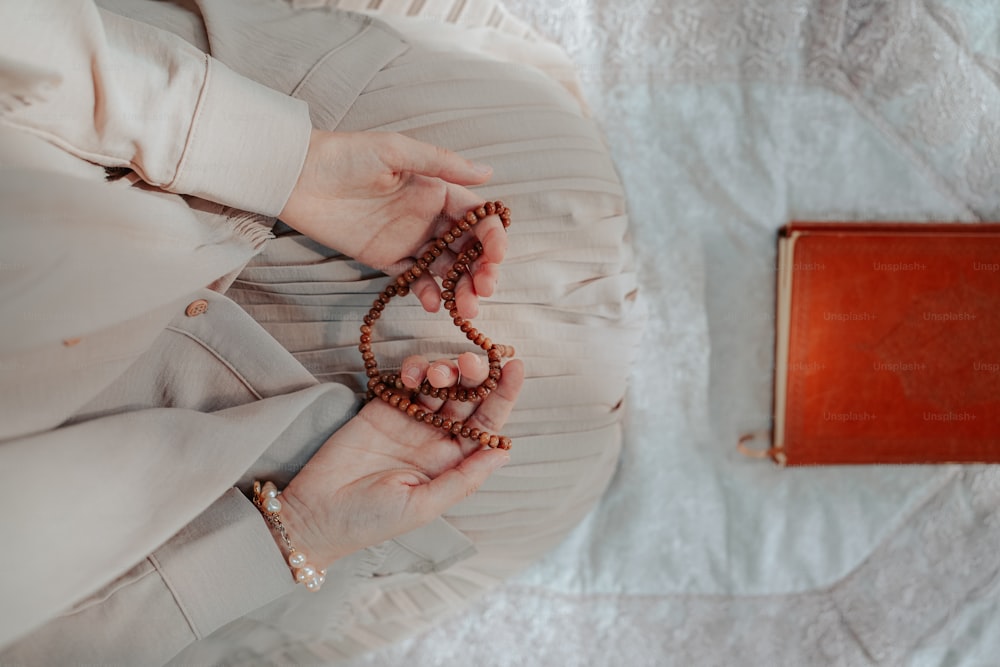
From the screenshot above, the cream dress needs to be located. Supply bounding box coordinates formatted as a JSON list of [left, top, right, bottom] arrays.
[[2, 0, 644, 664]]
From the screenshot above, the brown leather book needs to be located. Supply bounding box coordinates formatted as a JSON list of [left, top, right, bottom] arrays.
[[757, 222, 1000, 466]]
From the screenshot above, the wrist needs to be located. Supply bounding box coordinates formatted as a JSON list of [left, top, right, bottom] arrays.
[[274, 480, 345, 571], [251, 480, 328, 592]]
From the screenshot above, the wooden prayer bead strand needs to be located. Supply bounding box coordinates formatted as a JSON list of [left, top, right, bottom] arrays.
[[359, 202, 514, 450]]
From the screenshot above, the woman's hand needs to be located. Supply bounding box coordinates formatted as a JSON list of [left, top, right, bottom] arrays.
[[276, 353, 524, 570], [278, 131, 508, 319]]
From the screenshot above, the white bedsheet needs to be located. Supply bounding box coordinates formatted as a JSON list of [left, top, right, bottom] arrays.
[[333, 1, 1000, 664]]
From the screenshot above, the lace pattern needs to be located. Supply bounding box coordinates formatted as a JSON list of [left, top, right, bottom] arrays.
[[339, 469, 1000, 666], [502, 0, 1000, 219]]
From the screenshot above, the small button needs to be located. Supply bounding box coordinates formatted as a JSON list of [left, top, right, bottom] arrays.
[[185, 299, 209, 317], [62, 337, 82, 347]]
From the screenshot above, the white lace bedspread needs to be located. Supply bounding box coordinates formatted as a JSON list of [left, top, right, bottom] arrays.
[[332, 1, 1000, 665]]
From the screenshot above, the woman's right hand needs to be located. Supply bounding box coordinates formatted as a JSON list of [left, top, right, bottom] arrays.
[[278, 130, 508, 320], [275, 352, 523, 571]]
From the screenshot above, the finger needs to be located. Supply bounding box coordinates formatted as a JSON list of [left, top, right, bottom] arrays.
[[457, 351, 489, 383], [384, 133, 493, 186], [442, 185, 508, 264], [412, 358, 458, 414], [400, 355, 431, 390], [472, 261, 500, 298], [458, 358, 524, 457], [410, 273, 441, 313], [415, 352, 489, 422], [412, 447, 510, 523], [475, 215, 508, 264], [454, 271, 478, 320], [436, 352, 490, 423], [426, 359, 459, 389]]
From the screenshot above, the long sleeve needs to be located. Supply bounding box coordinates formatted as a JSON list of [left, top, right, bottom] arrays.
[[0, 278, 367, 657], [0, 72, 345, 660], [0, 129, 362, 655], [0, 387, 363, 663], [0, 0, 311, 215], [0, 2, 425, 662]]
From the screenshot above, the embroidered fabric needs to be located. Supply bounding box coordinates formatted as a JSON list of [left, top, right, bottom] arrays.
[[309, 1, 1000, 665]]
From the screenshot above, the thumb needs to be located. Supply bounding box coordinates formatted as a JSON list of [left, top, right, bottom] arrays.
[[385, 134, 493, 185], [414, 448, 510, 518]]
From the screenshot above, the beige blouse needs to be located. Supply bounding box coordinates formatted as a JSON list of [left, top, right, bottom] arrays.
[[0, 0, 446, 660]]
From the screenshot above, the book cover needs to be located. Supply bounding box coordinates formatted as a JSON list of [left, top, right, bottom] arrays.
[[770, 222, 1000, 466]]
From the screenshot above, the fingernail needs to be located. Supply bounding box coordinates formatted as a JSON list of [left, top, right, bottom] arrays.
[[403, 367, 421, 385], [458, 351, 476, 365], [471, 162, 492, 176], [427, 364, 449, 384]]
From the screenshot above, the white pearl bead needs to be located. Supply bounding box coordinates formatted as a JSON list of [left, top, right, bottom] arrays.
[[265, 497, 282, 513], [265, 487, 279, 499], [304, 576, 322, 591], [288, 552, 307, 568]]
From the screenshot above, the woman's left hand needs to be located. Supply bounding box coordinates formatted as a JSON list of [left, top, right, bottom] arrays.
[[278, 130, 507, 319], [276, 352, 523, 569]]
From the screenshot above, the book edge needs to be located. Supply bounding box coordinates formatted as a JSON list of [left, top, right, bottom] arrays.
[[786, 221, 1000, 236], [773, 228, 795, 464]]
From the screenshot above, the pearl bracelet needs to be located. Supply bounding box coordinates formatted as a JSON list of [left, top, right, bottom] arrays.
[[252, 480, 326, 592]]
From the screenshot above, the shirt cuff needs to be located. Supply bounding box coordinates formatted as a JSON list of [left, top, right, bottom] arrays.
[[169, 58, 312, 216], [150, 488, 298, 639]]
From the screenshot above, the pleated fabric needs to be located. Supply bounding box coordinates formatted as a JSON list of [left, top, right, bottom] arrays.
[[219, 17, 646, 661]]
